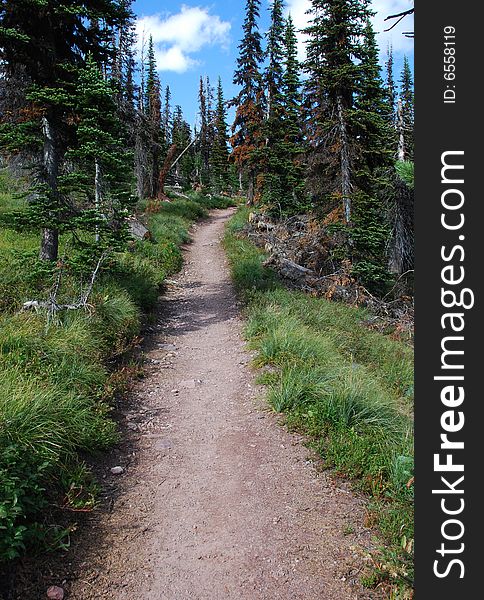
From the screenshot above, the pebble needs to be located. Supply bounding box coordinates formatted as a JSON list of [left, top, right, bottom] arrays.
[[159, 343, 178, 351], [46, 586, 64, 600], [110, 466, 124, 475]]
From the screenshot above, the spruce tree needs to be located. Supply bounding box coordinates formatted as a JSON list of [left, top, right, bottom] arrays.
[[211, 77, 230, 193], [172, 105, 194, 188], [231, 0, 265, 204], [144, 36, 163, 197], [283, 15, 303, 151], [355, 21, 394, 175], [198, 76, 211, 186], [303, 0, 372, 222], [260, 2, 304, 213], [399, 56, 414, 161], [350, 21, 395, 292], [163, 86, 172, 145], [280, 14, 305, 211], [0, 0, 130, 260], [304, 3, 394, 292], [385, 44, 396, 126], [60, 57, 135, 266]]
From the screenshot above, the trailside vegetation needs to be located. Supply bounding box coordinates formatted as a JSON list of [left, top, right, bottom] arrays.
[[225, 209, 414, 594], [232, 0, 415, 294]]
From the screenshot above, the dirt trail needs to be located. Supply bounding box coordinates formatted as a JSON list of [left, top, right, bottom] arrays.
[[66, 208, 379, 599]]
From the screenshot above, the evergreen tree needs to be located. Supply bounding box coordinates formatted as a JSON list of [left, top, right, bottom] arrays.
[[231, 0, 265, 204], [303, 0, 372, 222], [0, 0, 131, 260], [283, 15, 303, 151], [265, 0, 285, 122], [60, 57, 135, 266], [260, 2, 304, 213], [172, 105, 194, 188], [211, 77, 230, 192], [163, 86, 172, 145], [355, 21, 394, 175], [398, 56, 414, 161], [144, 36, 163, 197], [198, 76, 211, 186], [350, 22, 395, 292], [385, 44, 396, 125], [303, 3, 394, 292]]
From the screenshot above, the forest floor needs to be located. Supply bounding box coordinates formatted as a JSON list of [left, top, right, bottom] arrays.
[[9, 208, 382, 599]]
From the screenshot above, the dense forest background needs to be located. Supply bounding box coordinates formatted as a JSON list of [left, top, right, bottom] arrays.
[[0, 0, 414, 293]]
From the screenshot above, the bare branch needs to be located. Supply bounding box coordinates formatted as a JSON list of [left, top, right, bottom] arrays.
[[384, 9, 415, 22], [22, 251, 109, 320], [384, 8, 414, 33]]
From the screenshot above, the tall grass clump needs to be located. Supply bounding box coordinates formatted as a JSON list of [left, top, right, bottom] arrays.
[[224, 208, 414, 590]]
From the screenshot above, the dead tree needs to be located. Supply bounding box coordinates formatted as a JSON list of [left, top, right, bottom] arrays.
[[156, 144, 179, 200]]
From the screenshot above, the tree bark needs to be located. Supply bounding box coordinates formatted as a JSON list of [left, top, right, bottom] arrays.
[[246, 169, 255, 206], [397, 98, 405, 161], [40, 114, 59, 261], [40, 228, 59, 262], [95, 158, 102, 243]]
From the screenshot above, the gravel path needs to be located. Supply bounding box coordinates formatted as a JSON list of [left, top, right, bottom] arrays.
[[64, 208, 380, 599]]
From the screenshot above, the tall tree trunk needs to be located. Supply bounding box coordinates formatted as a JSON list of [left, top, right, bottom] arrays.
[[397, 98, 405, 161], [336, 94, 352, 223], [95, 158, 102, 243], [40, 228, 59, 262], [40, 114, 59, 261], [246, 169, 255, 206]]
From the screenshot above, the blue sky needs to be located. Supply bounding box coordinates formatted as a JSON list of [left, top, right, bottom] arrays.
[[132, 0, 414, 128]]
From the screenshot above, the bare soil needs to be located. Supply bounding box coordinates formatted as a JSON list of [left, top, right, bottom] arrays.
[[5, 209, 383, 599]]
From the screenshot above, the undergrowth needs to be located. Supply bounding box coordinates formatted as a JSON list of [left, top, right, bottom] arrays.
[[224, 207, 414, 597], [0, 168, 235, 561]]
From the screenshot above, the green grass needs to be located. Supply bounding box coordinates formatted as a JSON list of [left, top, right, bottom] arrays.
[[224, 207, 414, 593], [0, 169, 235, 561]]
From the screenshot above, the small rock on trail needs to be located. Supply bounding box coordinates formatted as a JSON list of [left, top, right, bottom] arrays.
[[46, 586, 64, 600]]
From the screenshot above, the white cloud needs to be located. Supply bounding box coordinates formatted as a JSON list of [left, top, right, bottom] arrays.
[[284, 0, 414, 62], [136, 5, 231, 73]]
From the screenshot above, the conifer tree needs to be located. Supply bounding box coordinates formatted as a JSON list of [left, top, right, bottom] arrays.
[[231, 0, 265, 204], [198, 76, 211, 186], [399, 56, 414, 161], [303, 0, 372, 222], [350, 21, 395, 292], [303, 3, 394, 292], [385, 44, 396, 125], [163, 86, 172, 145], [211, 77, 230, 192], [60, 57, 135, 266], [356, 21, 394, 174], [260, 1, 304, 213], [172, 105, 194, 188], [283, 15, 303, 150], [144, 36, 163, 197], [0, 0, 130, 260]]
